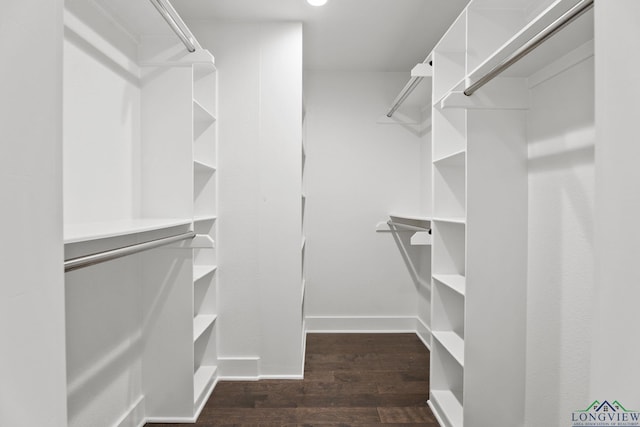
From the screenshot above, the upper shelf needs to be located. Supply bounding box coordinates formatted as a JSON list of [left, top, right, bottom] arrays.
[[468, 0, 593, 82], [431, 0, 594, 103], [64, 218, 192, 244], [376, 215, 432, 245], [194, 100, 216, 125]]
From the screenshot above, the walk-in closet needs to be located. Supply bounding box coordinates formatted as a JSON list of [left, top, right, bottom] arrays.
[[2, 0, 639, 426]]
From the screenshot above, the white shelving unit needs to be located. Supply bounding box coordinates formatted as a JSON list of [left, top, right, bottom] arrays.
[[62, 0, 220, 424], [191, 61, 219, 415], [429, 0, 594, 426], [301, 104, 308, 347]]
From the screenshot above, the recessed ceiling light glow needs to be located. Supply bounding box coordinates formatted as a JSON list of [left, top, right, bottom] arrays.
[[307, 0, 328, 6]]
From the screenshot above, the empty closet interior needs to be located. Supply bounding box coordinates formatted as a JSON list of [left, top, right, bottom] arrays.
[[63, 0, 219, 423], [4, 0, 640, 426]]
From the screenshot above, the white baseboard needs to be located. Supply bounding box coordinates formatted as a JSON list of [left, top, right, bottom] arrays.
[[115, 395, 145, 427], [305, 315, 421, 333], [415, 317, 432, 350], [193, 375, 219, 421], [258, 374, 304, 380], [217, 356, 261, 380], [428, 399, 448, 427]]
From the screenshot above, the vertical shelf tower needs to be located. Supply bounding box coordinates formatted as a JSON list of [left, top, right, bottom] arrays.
[[191, 61, 219, 412], [301, 103, 308, 354], [429, 0, 592, 426]]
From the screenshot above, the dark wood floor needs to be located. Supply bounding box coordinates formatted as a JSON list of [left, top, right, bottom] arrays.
[[148, 333, 438, 426]]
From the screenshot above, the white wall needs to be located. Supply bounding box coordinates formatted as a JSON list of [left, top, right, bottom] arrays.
[[592, 0, 640, 407], [65, 258, 143, 427], [304, 71, 430, 332], [525, 53, 595, 426], [188, 21, 304, 377], [0, 0, 68, 425]]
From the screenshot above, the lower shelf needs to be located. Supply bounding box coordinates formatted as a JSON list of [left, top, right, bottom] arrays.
[[193, 314, 217, 342], [194, 365, 217, 407], [432, 331, 465, 367], [194, 265, 217, 282], [429, 389, 463, 427], [433, 274, 466, 296]]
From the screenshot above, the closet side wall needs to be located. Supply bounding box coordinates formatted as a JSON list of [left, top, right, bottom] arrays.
[[188, 21, 304, 378], [304, 71, 427, 331], [592, 0, 640, 405], [525, 53, 595, 426], [0, 0, 67, 425]]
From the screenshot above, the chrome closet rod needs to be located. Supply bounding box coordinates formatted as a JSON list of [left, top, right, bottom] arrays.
[[464, 0, 594, 96], [387, 220, 430, 232], [386, 75, 425, 117], [148, 0, 197, 53], [64, 231, 195, 272]]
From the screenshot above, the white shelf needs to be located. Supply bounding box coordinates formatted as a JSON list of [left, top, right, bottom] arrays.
[[389, 213, 431, 222], [466, 0, 593, 81], [194, 265, 217, 282], [433, 75, 466, 107], [432, 217, 466, 225], [433, 331, 465, 367], [433, 150, 466, 166], [431, 390, 463, 427], [193, 365, 217, 405], [194, 215, 217, 223], [433, 274, 466, 296], [193, 314, 217, 342], [193, 99, 216, 125], [193, 63, 217, 82], [191, 235, 215, 248], [194, 160, 217, 173], [64, 218, 192, 244]]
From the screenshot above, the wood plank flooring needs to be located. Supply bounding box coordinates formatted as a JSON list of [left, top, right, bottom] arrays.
[[147, 333, 438, 426]]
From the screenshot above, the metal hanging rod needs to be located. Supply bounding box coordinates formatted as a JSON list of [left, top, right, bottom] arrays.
[[464, 0, 594, 96], [387, 76, 425, 118], [64, 231, 195, 272], [386, 61, 432, 117], [387, 220, 431, 233], [148, 0, 198, 53]]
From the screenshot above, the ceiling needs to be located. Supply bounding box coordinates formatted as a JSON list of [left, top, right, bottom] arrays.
[[171, 0, 470, 71]]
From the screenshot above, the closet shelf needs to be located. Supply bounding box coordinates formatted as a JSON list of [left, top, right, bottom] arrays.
[[430, 390, 463, 427], [194, 265, 217, 282], [193, 99, 216, 124], [193, 63, 217, 82], [433, 331, 465, 367], [388, 214, 431, 231], [64, 218, 192, 244], [194, 160, 217, 173], [194, 214, 217, 224], [433, 150, 466, 166], [432, 217, 466, 225], [194, 365, 217, 405], [191, 235, 215, 248], [466, 0, 593, 84], [193, 314, 217, 342], [432, 76, 466, 107], [439, 87, 530, 110], [389, 214, 431, 222], [433, 274, 466, 296], [377, 215, 432, 240]]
